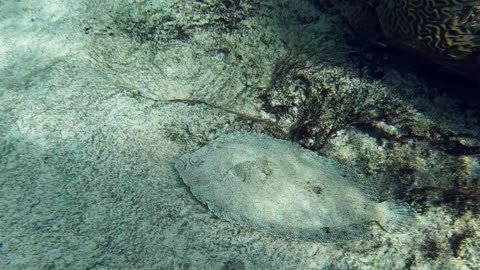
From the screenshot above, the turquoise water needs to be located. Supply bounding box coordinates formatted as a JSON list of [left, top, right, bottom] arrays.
[[0, 1, 478, 269]]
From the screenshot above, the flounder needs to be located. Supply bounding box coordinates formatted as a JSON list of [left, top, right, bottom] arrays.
[[175, 133, 415, 242]]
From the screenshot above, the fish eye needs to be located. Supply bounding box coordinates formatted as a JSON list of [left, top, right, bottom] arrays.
[[189, 156, 204, 167]]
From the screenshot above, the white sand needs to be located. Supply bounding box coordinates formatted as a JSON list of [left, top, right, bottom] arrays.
[[0, 0, 478, 269]]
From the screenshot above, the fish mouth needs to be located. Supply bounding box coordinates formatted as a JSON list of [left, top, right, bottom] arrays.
[[175, 157, 187, 173]]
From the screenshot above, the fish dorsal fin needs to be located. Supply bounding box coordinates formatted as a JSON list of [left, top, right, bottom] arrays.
[[317, 155, 379, 201]]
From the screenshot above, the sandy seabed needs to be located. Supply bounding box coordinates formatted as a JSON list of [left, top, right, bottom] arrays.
[[1, 1, 478, 269]]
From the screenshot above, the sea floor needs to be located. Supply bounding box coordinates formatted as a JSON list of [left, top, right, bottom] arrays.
[[1, 1, 479, 269]]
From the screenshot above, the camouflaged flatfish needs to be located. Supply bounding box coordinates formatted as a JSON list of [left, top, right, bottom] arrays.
[[175, 133, 415, 242]]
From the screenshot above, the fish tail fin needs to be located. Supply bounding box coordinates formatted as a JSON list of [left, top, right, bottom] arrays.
[[374, 199, 416, 233]]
